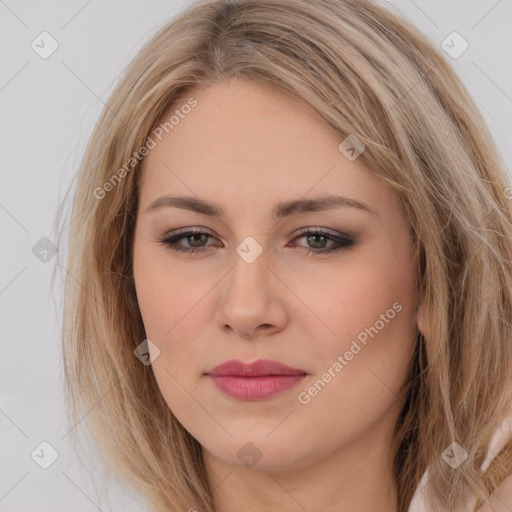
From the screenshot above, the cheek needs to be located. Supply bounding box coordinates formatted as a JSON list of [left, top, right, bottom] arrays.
[[133, 261, 172, 340], [132, 241, 221, 431], [133, 243, 210, 432], [300, 242, 417, 407], [293, 256, 416, 446], [133, 241, 208, 341], [301, 249, 414, 348]]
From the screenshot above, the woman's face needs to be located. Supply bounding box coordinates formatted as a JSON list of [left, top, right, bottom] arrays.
[[133, 77, 423, 472]]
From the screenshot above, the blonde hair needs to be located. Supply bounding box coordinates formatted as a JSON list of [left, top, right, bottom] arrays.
[[56, 0, 512, 510]]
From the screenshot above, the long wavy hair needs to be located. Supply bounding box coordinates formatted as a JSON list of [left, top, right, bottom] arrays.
[[55, 0, 512, 510]]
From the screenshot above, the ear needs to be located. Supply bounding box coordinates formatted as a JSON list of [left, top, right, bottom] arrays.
[[415, 300, 430, 339]]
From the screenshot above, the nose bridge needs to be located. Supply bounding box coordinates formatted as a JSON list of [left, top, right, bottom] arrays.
[[229, 235, 270, 291], [218, 236, 276, 317]]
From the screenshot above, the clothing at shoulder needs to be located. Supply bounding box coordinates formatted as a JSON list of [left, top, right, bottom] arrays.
[[408, 413, 512, 512]]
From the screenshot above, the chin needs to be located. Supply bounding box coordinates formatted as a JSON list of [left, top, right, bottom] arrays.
[[203, 434, 317, 472]]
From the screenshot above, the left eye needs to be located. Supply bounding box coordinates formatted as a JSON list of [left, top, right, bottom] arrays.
[[159, 228, 355, 255]]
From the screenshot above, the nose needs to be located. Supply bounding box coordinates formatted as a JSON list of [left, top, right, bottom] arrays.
[[213, 244, 288, 340]]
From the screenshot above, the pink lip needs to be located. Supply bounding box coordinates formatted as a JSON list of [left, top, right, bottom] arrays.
[[206, 359, 308, 400]]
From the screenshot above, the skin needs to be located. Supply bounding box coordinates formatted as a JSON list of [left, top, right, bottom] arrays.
[[132, 77, 428, 512]]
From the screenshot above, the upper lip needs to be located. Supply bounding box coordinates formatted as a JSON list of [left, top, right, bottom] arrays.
[[206, 359, 308, 377]]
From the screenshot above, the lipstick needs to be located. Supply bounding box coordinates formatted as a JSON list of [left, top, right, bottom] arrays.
[[206, 359, 307, 400]]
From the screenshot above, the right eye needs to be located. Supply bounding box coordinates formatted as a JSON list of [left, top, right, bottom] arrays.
[[160, 228, 218, 254]]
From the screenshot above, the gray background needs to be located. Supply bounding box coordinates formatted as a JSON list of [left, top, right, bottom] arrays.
[[1, 1, 511, 511]]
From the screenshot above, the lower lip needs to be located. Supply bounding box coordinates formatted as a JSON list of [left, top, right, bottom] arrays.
[[207, 374, 307, 400]]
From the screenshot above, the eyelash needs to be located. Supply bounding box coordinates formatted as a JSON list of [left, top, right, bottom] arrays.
[[159, 227, 355, 255]]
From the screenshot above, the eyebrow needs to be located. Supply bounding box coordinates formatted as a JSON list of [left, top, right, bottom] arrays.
[[144, 194, 378, 218]]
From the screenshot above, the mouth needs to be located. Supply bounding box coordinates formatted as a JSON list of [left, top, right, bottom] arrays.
[[205, 359, 308, 400]]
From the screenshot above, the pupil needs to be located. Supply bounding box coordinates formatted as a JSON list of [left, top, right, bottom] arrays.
[[309, 234, 326, 248], [189, 234, 205, 247]]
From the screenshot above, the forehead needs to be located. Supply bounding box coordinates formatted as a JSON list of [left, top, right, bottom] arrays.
[[138, 78, 394, 218]]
